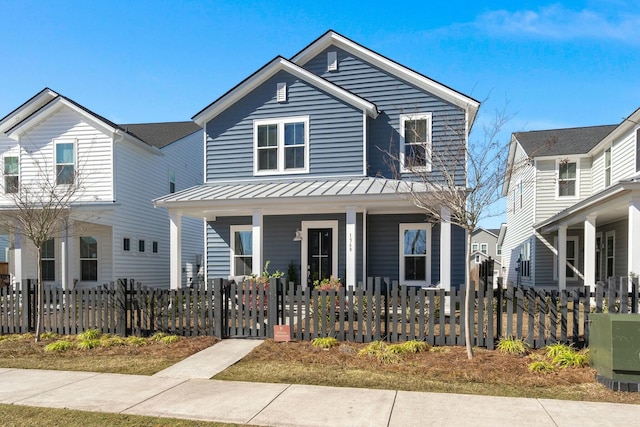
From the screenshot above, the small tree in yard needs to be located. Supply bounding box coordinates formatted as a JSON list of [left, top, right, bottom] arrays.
[[0, 161, 80, 342], [387, 104, 514, 360]]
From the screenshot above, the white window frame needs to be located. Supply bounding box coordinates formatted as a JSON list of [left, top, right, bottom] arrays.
[[301, 220, 339, 284], [169, 170, 176, 194], [253, 116, 309, 175], [520, 240, 531, 278], [123, 237, 131, 252], [152, 241, 159, 254], [475, 254, 481, 264], [496, 244, 502, 256], [400, 113, 432, 173], [41, 238, 55, 282], [471, 243, 478, 252], [79, 236, 98, 282], [230, 225, 253, 277], [3, 155, 19, 194], [604, 146, 612, 187], [556, 158, 579, 199], [605, 231, 615, 279], [54, 139, 76, 186], [480, 243, 488, 255], [327, 51, 338, 71], [399, 223, 431, 286], [553, 236, 579, 281], [138, 239, 145, 253]]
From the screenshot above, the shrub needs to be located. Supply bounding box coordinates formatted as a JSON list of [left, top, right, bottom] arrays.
[[544, 342, 574, 359], [312, 337, 338, 349], [358, 341, 386, 356], [358, 341, 402, 364], [77, 339, 101, 351], [429, 346, 451, 353], [126, 336, 147, 346], [160, 335, 180, 344], [41, 332, 59, 340], [553, 349, 589, 368], [528, 360, 555, 373], [497, 336, 529, 356], [44, 340, 74, 353], [78, 329, 102, 341], [101, 336, 126, 347], [150, 332, 168, 342], [398, 340, 429, 354]]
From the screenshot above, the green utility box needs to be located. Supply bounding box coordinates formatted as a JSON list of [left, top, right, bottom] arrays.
[[590, 313, 640, 392]]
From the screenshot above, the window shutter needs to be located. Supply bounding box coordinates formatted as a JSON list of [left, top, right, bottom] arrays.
[[277, 83, 287, 102], [327, 51, 338, 71]]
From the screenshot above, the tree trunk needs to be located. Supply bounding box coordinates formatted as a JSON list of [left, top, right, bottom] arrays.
[[464, 229, 474, 359], [35, 249, 43, 342]]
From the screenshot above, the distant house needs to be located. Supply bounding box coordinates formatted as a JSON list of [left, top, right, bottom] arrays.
[[469, 227, 501, 288], [501, 112, 640, 289], [154, 30, 480, 290], [0, 88, 204, 289]]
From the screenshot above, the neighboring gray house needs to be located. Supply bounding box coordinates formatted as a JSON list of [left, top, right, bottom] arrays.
[[0, 88, 204, 289], [469, 227, 501, 288], [155, 31, 479, 290], [502, 113, 640, 290]]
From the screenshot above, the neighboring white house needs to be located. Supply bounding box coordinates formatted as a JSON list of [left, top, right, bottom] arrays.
[[0, 88, 204, 289], [502, 112, 640, 290], [469, 227, 501, 288]]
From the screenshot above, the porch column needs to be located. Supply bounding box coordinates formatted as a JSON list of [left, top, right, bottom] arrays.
[[440, 207, 451, 290], [169, 212, 182, 290], [60, 220, 74, 290], [558, 224, 567, 291], [346, 206, 357, 289], [12, 230, 22, 287], [628, 199, 640, 282], [252, 209, 263, 276], [584, 215, 596, 292]]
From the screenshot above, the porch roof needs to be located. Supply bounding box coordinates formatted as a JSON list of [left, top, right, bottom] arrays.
[[153, 177, 430, 217], [535, 175, 640, 233]]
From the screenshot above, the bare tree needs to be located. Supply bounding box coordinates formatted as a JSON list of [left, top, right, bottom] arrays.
[[0, 159, 81, 342], [387, 103, 514, 359]]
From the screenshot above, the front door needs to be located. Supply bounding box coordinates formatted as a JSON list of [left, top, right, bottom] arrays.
[[307, 228, 333, 287]]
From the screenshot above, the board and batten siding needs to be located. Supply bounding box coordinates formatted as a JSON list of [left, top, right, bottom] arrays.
[[301, 47, 467, 185], [502, 142, 536, 286], [205, 70, 365, 182]]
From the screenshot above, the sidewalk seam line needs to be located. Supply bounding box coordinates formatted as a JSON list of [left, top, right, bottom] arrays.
[[536, 398, 559, 427], [387, 390, 398, 427], [246, 383, 292, 425], [119, 378, 189, 414]]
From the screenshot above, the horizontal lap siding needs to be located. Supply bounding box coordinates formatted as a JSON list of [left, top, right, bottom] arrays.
[[207, 217, 249, 279], [205, 70, 364, 181], [302, 47, 466, 185]]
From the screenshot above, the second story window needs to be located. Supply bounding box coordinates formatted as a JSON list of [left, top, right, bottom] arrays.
[[254, 117, 309, 175], [604, 147, 612, 187], [400, 113, 432, 173], [169, 170, 176, 193], [55, 141, 75, 185], [481, 243, 488, 254], [557, 160, 577, 197], [3, 156, 18, 194]]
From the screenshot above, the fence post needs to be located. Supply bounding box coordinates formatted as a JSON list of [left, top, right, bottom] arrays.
[[212, 278, 223, 338], [267, 277, 279, 338], [21, 279, 31, 333], [116, 278, 127, 336]]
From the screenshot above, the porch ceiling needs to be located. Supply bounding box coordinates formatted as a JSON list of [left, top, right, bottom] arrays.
[[153, 177, 434, 218]]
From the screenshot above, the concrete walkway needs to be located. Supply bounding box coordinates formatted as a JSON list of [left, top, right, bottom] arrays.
[[0, 339, 639, 426]]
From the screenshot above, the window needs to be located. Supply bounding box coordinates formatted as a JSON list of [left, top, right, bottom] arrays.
[[80, 237, 97, 281], [41, 238, 55, 282], [475, 254, 481, 264], [254, 117, 309, 174], [606, 231, 615, 278], [481, 243, 488, 254], [327, 51, 338, 71], [557, 160, 577, 197], [55, 141, 75, 185], [471, 243, 478, 252], [399, 223, 431, 285], [169, 170, 176, 193], [604, 147, 611, 187], [138, 239, 145, 253], [553, 236, 579, 280], [400, 113, 432, 173], [3, 156, 18, 193], [496, 244, 502, 256], [520, 241, 530, 278], [123, 238, 130, 252], [152, 241, 158, 253], [231, 225, 252, 276]]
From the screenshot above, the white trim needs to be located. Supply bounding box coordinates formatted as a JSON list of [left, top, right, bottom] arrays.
[[230, 224, 253, 277], [346, 207, 357, 289], [78, 235, 99, 283], [276, 82, 287, 102], [253, 116, 309, 176], [553, 234, 579, 282], [399, 113, 432, 173], [327, 51, 338, 71], [556, 158, 580, 199], [605, 230, 615, 279], [362, 112, 367, 176], [2, 153, 19, 194], [301, 220, 339, 288], [480, 243, 488, 255], [399, 222, 432, 287], [53, 138, 77, 186]]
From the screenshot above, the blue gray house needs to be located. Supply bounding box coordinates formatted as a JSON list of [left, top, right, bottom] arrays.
[[154, 31, 479, 290]]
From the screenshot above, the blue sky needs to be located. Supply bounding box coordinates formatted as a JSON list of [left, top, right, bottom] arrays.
[[1, 1, 638, 228]]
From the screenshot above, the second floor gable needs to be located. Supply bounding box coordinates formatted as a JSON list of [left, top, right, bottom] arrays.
[[195, 31, 479, 185]]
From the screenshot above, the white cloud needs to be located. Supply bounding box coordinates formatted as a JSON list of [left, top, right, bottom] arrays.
[[475, 4, 640, 42]]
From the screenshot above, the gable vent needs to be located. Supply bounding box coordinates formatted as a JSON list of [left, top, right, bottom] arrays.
[[277, 82, 287, 102], [327, 51, 338, 71]]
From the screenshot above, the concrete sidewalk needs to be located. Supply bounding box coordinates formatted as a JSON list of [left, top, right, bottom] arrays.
[[1, 338, 639, 426]]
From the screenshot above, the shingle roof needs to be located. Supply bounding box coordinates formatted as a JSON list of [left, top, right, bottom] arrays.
[[514, 125, 617, 157], [119, 122, 201, 148]]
